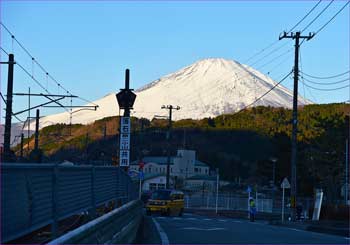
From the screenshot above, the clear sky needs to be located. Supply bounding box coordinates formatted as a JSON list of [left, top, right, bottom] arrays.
[[0, 1, 349, 123]]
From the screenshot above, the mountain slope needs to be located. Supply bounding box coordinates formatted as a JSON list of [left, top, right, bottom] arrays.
[[31, 58, 311, 129]]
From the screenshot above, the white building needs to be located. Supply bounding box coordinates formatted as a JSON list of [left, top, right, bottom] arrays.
[[130, 149, 210, 178]]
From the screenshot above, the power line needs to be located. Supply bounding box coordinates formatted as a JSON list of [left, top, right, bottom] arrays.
[[288, 0, 322, 33], [301, 0, 334, 33], [249, 42, 290, 67], [315, 1, 350, 35], [243, 40, 280, 64], [0, 46, 9, 56], [15, 61, 70, 112], [0, 92, 25, 123], [234, 70, 293, 115], [301, 70, 350, 79], [0, 22, 98, 106], [301, 81, 349, 91], [301, 76, 349, 85]]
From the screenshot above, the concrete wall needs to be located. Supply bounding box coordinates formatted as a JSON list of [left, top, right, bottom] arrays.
[[48, 200, 143, 244]]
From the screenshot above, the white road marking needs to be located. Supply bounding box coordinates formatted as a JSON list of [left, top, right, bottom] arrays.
[[233, 220, 242, 223], [203, 218, 212, 221], [173, 217, 182, 220], [152, 217, 169, 245], [218, 219, 227, 222], [181, 227, 226, 231], [288, 228, 302, 232]]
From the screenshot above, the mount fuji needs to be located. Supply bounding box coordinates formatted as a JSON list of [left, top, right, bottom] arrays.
[[10, 58, 312, 134]]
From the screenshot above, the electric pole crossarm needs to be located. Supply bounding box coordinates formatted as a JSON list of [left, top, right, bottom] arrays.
[[12, 93, 78, 98], [13, 97, 65, 116], [279, 31, 315, 40]]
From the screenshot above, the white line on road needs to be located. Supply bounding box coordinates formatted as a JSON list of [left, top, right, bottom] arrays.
[[288, 228, 302, 232], [173, 217, 182, 220], [218, 219, 227, 222], [187, 217, 198, 220], [152, 217, 169, 245], [203, 218, 212, 221]]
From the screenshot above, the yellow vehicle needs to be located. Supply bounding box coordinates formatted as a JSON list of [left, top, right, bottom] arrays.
[[146, 189, 184, 216]]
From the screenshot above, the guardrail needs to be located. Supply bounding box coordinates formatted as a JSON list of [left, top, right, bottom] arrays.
[[48, 199, 143, 244], [1, 163, 138, 243], [184, 194, 273, 212]]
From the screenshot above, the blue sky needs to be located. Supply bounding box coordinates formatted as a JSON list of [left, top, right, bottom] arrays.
[[0, 1, 349, 122]]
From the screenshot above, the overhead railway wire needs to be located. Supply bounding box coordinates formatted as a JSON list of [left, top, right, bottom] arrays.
[[0, 22, 98, 107]]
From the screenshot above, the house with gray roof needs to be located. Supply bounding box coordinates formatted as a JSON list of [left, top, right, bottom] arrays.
[[130, 149, 210, 179]]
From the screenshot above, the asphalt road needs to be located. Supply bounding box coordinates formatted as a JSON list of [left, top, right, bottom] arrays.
[[143, 213, 349, 244]]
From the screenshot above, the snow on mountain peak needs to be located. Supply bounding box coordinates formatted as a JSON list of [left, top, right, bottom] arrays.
[[28, 58, 311, 129]]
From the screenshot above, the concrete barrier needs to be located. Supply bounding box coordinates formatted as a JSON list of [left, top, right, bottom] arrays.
[[49, 200, 143, 244]]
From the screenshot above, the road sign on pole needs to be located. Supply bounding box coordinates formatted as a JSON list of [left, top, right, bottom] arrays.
[[119, 117, 130, 167], [281, 177, 290, 222], [281, 177, 291, 189]]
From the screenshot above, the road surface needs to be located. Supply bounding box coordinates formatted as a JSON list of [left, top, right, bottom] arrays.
[[142, 213, 349, 244]]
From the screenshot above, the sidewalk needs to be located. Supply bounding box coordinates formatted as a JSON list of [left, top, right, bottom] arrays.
[[269, 220, 350, 237]]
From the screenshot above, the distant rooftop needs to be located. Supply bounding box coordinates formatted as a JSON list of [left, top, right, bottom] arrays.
[[130, 157, 209, 168]]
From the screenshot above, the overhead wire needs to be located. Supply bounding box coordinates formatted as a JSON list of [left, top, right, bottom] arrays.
[[233, 70, 293, 115], [0, 92, 25, 123], [287, 0, 323, 33], [314, 0, 350, 35], [301, 82, 349, 91], [300, 70, 350, 79], [0, 22, 98, 107], [301, 0, 335, 33], [301, 76, 349, 85]]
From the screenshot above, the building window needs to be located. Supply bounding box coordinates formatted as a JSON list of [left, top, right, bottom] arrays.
[[199, 168, 201, 173], [149, 183, 157, 191], [194, 168, 198, 172], [171, 168, 173, 173], [158, 183, 165, 190], [205, 169, 208, 174]]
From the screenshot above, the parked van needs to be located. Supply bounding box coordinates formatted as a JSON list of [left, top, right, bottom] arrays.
[[146, 189, 184, 216]]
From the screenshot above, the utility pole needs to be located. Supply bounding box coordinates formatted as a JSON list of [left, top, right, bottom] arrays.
[[345, 115, 349, 205], [279, 31, 314, 221], [161, 105, 180, 189], [28, 87, 31, 154], [3, 54, 15, 162], [20, 133, 24, 159], [34, 109, 40, 152], [85, 132, 89, 162]]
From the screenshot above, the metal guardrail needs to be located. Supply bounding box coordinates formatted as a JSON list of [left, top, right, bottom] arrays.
[[48, 199, 143, 244], [1, 163, 138, 243]]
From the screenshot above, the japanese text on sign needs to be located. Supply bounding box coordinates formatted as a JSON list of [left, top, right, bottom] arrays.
[[119, 117, 130, 166]]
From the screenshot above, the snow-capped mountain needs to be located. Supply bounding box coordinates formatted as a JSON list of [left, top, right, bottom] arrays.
[[11, 58, 312, 133]]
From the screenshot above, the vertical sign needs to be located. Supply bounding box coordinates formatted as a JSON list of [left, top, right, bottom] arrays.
[[119, 116, 130, 167]]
